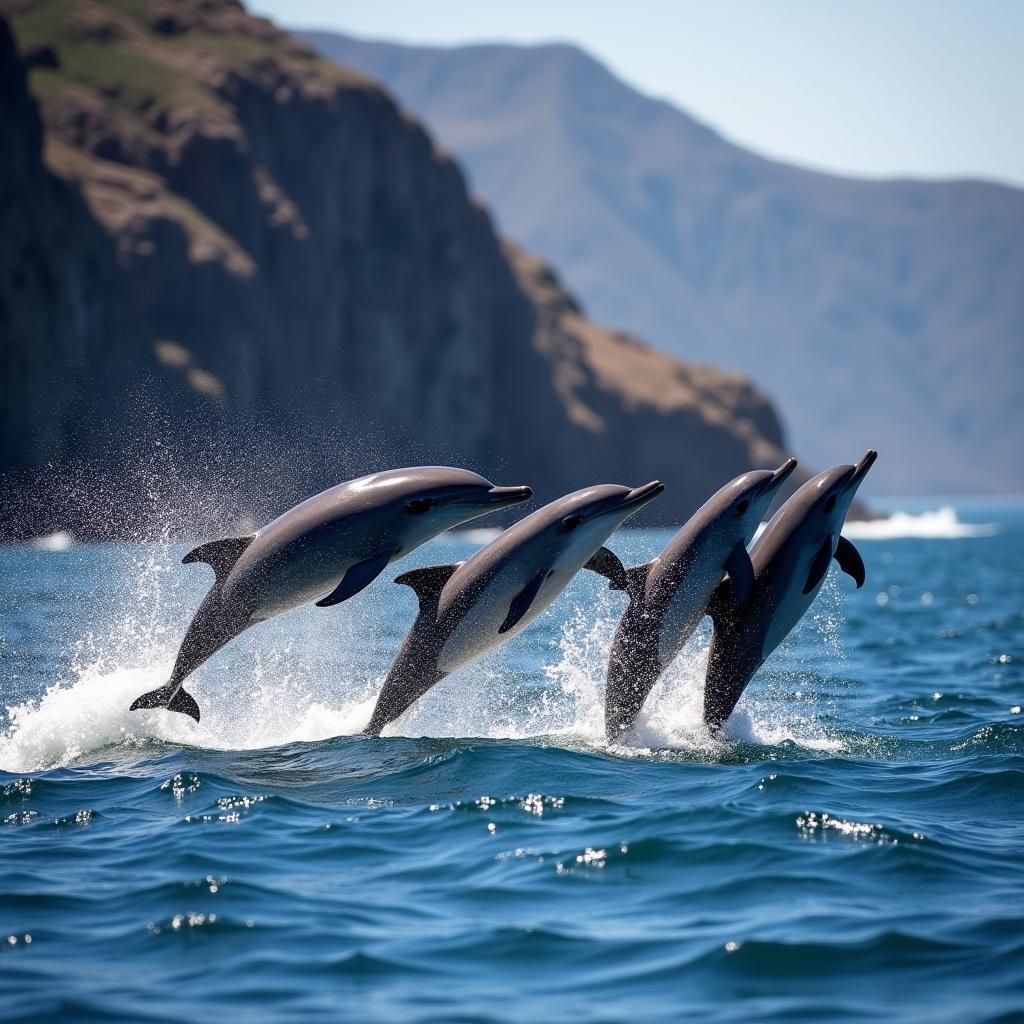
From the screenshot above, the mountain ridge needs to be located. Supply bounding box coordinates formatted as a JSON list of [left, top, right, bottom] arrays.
[[302, 30, 1024, 495]]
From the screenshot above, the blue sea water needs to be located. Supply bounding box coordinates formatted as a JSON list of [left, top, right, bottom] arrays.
[[1, 502, 1022, 1022]]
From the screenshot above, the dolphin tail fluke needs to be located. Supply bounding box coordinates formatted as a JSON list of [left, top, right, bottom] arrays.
[[129, 684, 201, 722]]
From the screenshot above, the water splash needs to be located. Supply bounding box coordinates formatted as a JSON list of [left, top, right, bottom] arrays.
[[2, 539, 846, 771]]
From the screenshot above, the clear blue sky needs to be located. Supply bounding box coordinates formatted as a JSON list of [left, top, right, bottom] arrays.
[[250, 0, 1024, 187]]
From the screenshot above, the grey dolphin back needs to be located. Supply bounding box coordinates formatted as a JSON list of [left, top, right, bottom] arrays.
[[366, 480, 664, 735], [601, 459, 800, 741], [703, 633, 758, 731], [702, 574, 759, 729], [604, 604, 662, 741], [702, 451, 876, 729], [130, 465, 533, 723]]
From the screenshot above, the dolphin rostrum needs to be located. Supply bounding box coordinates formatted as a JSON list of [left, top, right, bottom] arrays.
[[364, 480, 665, 735], [130, 467, 533, 721], [703, 450, 877, 730], [603, 458, 797, 741]]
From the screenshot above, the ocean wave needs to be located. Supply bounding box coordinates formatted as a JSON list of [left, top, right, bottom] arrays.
[[843, 506, 998, 540], [0, 665, 380, 773]]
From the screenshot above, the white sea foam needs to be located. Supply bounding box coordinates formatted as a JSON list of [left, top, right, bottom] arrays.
[[751, 506, 996, 542], [1, 540, 843, 771], [0, 661, 380, 774], [843, 507, 997, 540], [453, 527, 503, 546], [29, 531, 75, 551], [385, 585, 842, 754], [1, 610, 841, 772]]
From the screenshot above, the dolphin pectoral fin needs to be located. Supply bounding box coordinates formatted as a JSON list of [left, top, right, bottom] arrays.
[[499, 571, 547, 634], [394, 563, 461, 611], [584, 547, 629, 590], [316, 550, 395, 608], [183, 536, 255, 583], [803, 535, 835, 595], [725, 542, 754, 604], [834, 536, 866, 588], [129, 684, 201, 722]]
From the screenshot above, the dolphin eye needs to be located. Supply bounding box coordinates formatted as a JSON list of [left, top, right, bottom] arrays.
[[734, 499, 750, 517], [404, 497, 437, 516], [823, 494, 837, 513], [559, 514, 585, 533]]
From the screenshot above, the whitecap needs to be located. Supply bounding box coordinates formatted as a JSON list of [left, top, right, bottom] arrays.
[[842, 506, 997, 540], [452, 527, 503, 546], [28, 531, 75, 551], [0, 664, 379, 773]]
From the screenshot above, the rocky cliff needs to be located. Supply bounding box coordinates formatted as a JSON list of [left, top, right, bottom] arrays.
[[0, 0, 794, 539]]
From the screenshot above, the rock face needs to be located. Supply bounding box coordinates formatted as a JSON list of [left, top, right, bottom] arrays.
[[303, 33, 1024, 495], [0, 14, 116, 478], [0, 0, 794, 539]]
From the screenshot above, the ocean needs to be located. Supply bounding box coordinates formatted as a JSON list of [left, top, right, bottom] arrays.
[[1, 500, 1022, 1022]]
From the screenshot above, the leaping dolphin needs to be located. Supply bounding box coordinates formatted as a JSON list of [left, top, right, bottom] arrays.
[[603, 458, 797, 741], [703, 450, 877, 730], [364, 480, 665, 735], [130, 467, 533, 721]]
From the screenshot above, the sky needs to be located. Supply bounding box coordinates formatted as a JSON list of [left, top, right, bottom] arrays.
[[249, 0, 1024, 188]]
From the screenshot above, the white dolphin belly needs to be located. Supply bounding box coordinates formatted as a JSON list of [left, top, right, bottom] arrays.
[[436, 560, 538, 674], [761, 585, 815, 663], [437, 524, 612, 675]]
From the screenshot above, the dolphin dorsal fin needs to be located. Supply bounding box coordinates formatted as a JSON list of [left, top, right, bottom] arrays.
[[182, 535, 255, 583], [395, 563, 461, 611]]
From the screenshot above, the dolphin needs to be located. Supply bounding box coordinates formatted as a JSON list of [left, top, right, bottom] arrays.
[[129, 467, 533, 721], [363, 480, 665, 735], [603, 458, 798, 741], [703, 450, 877, 730]]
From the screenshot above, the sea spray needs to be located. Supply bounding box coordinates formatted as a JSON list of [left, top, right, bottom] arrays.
[[2, 533, 851, 772]]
